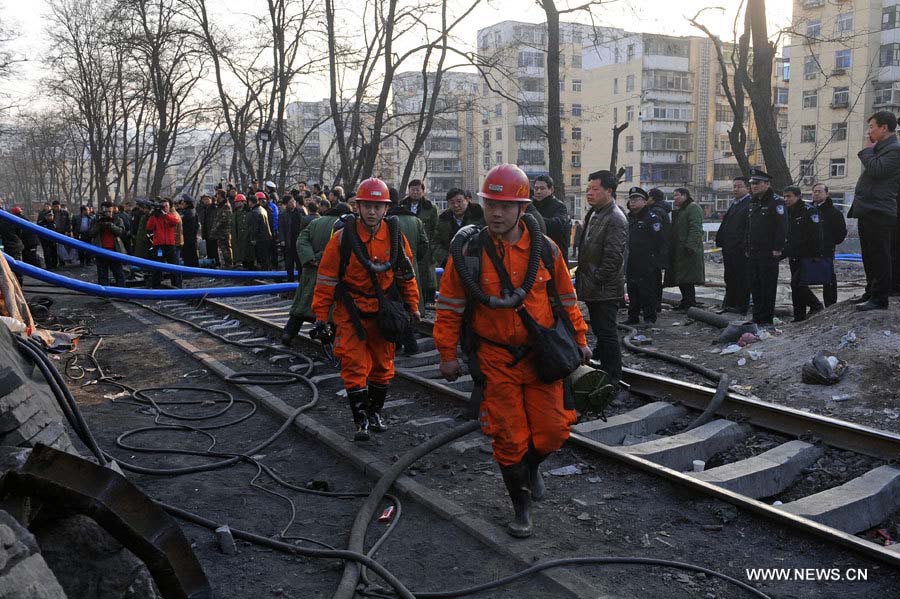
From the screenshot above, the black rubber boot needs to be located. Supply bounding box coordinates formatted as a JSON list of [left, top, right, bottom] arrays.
[[525, 446, 547, 501], [499, 461, 533, 538], [347, 389, 370, 442], [280, 314, 305, 347], [367, 382, 389, 433]]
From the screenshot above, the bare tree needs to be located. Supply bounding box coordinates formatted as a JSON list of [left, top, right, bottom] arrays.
[[689, 6, 752, 178]]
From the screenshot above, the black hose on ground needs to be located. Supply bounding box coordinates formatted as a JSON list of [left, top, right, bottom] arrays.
[[333, 420, 481, 599]]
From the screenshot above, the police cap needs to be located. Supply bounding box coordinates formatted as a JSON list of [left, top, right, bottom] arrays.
[[628, 187, 649, 200], [749, 168, 771, 183]]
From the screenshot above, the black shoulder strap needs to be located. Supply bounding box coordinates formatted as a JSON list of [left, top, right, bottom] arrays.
[[338, 221, 353, 281]]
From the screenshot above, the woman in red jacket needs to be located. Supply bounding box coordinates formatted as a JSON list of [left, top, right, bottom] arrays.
[[146, 199, 182, 288]]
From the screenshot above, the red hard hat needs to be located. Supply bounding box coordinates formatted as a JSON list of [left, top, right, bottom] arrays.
[[254, 192, 267, 201], [10, 206, 22, 215], [234, 194, 246, 202], [477, 163, 531, 202], [355, 178, 391, 203]]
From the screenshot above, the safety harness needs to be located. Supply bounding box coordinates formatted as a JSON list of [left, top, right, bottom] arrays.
[[334, 215, 413, 341]]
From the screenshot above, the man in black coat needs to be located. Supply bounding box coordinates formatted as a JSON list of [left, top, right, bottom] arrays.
[[783, 186, 825, 322], [811, 183, 847, 306], [279, 195, 304, 281], [647, 188, 670, 314], [179, 195, 199, 267], [849, 111, 900, 311], [716, 176, 752, 314], [532, 175, 571, 259], [745, 169, 787, 326]]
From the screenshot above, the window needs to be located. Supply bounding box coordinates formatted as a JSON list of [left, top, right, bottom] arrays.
[[804, 55, 818, 79], [832, 86, 849, 107], [644, 70, 691, 91], [559, 103, 566, 116], [626, 74, 635, 92], [483, 155, 491, 170], [572, 54, 582, 69], [572, 79, 582, 92], [643, 133, 690, 151], [517, 149, 544, 165], [880, 43, 900, 67], [836, 13, 853, 34], [807, 19, 821, 38], [875, 82, 895, 106], [615, 47, 621, 63], [626, 105, 634, 121], [624, 166, 633, 182], [571, 103, 582, 117], [520, 78, 544, 92], [782, 60, 791, 81], [830, 158, 846, 178], [643, 38, 689, 57], [625, 136, 634, 152], [802, 90, 818, 108], [495, 151, 503, 164], [775, 87, 789, 105], [650, 104, 692, 120], [883, 6, 900, 30], [571, 174, 581, 187], [831, 122, 847, 141], [517, 101, 544, 116], [627, 44, 635, 60], [800, 160, 815, 178], [834, 49, 851, 71], [613, 78, 619, 94], [560, 127, 566, 142], [571, 127, 582, 140], [559, 79, 565, 93], [482, 130, 490, 145], [517, 51, 544, 68], [495, 103, 502, 117], [571, 151, 581, 167], [515, 125, 544, 141], [801, 125, 817, 143], [495, 127, 502, 141], [715, 103, 732, 122]]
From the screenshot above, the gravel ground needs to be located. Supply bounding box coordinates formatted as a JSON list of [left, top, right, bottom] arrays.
[[22, 281, 900, 599]]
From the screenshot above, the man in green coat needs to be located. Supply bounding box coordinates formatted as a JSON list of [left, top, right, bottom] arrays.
[[400, 179, 438, 305], [281, 202, 352, 346], [384, 188, 430, 355], [232, 195, 253, 268], [664, 187, 705, 310], [433, 188, 485, 267]]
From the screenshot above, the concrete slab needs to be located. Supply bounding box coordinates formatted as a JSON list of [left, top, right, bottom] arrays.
[[778, 465, 900, 533], [407, 416, 454, 427], [572, 402, 687, 445], [691, 440, 824, 498], [616, 419, 749, 471]]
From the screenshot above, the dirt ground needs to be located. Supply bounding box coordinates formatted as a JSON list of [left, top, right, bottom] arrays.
[[610, 257, 900, 435], [22, 284, 900, 599]]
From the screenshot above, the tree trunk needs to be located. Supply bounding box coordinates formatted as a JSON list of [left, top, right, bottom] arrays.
[[542, 0, 566, 202], [745, 0, 790, 190]]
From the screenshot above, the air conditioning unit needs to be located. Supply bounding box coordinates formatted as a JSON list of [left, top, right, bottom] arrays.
[[676, 154, 685, 163]]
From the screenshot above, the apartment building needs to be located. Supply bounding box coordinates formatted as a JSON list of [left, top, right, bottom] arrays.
[[787, 0, 888, 206], [475, 21, 616, 219], [580, 33, 772, 216], [385, 71, 482, 209]]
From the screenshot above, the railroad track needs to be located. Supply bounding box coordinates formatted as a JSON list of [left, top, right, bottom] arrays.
[[152, 279, 900, 569]]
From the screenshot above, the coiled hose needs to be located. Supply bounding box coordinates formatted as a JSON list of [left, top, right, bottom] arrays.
[[448, 213, 544, 308], [343, 214, 402, 274]]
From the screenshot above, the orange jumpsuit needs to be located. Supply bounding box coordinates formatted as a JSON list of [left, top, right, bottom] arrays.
[[312, 219, 419, 390], [434, 224, 588, 466]]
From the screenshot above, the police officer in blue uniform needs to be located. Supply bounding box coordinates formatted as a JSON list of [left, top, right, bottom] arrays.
[[782, 186, 825, 322], [624, 187, 664, 325], [745, 169, 787, 325]]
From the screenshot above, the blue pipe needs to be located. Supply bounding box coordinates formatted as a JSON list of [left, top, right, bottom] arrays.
[[0, 209, 290, 279], [834, 253, 862, 263], [5, 253, 298, 300]]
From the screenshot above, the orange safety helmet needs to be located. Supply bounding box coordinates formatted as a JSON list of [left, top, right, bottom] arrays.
[[234, 194, 246, 203], [477, 163, 531, 202], [355, 178, 391, 203], [254, 191, 268, 201]]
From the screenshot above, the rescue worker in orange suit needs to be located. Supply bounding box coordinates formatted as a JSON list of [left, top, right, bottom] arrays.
[[434, 164, 591, 538], [312, 178, 420, 441]]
